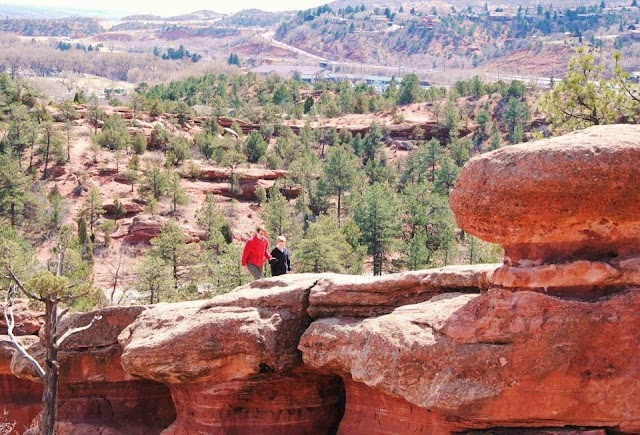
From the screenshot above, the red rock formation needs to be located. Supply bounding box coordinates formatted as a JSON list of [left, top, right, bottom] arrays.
[[122, 215, 204, 245], [11, 307, 175, 434], [0, 299, 44, 336], [301, 289, 640, 433], [308, 265, 496, 318], [450, 125, 640, 265], [120, 275, 344, 434], [103, 201, 144, 216], [1, 336, 42, 434]]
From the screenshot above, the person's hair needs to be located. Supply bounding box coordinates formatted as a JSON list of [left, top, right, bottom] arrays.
[[277, 236, 286, 243], [257, 226, 267, 234]]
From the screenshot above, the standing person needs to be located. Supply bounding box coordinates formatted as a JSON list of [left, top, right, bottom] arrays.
[[241, 226, 273, 280], [269, 236, 292, 277]]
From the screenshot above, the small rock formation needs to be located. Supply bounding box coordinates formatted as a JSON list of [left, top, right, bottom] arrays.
[[122, 215, 204, 245]]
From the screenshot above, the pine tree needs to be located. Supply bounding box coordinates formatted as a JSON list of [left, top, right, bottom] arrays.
[[150, 220, 195, 291], [141, 161, 168, 200], [85, 184, 104, 235], [166, 170, 188, 214], [0, 154, 32, 227], [297, 212, 352, 273], [261, 185, 302, 246], [196, 194, 228, 250], [135, 256, 172, 304], [112, 196, 126, 222], [353, 183, 402, 275], [322, 145, 359, 222]]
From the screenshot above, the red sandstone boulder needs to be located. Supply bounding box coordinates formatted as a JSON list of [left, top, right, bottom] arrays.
[[300, 288, 640, 433], [199, 167, 289, 182], [0, 299, 44, 336], [450, 125, 640, 264]]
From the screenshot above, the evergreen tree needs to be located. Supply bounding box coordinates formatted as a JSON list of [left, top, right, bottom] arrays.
[[135, 256, 172, 304], [77, 216, 93, 261], [297, 212, 351, 273], [150, 220, 197, 291], [398, 74, 422, 105], [540, 49, 636, 132], [262, 185, 302, 246], [196, 193, 228, 250], [322, 145, 360, 222], [94, 114, 129, 151], [434, 156, 461, 196], [166, 170, 189, 214], [141, 161, 168, 200], [85, 184, 104, 235], [112, 196, 126, 222], [353, 183, 402, 275], [132, 133, 147, 155], [245, 132, 268, 163], [0, 155, 32, 227]]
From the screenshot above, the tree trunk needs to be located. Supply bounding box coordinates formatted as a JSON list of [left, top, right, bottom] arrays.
[[173, 252, 178, 290], [43, 133, 51, 180], [40, 299, 58, 435], [10, 202, 15, 227], [337, 189, 342, 225]]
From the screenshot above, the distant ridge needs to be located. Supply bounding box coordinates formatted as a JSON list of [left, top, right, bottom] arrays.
[[0, 3, 122, 19]]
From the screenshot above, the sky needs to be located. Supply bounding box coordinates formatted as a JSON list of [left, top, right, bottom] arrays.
[[0, 0, 330, 16]]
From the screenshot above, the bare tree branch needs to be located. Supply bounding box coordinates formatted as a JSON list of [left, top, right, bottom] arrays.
[[55, 315, 102, 349], [2, 294, 45, 379]]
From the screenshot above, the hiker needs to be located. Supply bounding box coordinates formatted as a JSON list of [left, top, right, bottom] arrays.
[[241, 226, 273, 280], [269, 236, 292, 277]]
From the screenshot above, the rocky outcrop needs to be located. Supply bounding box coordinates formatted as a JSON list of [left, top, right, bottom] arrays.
[[1, 335, 42, 434], [307, 265, 495, 318], [301, 289, 640, 433], [11, 306, 175, 434], [450, 124, 640, 265], [119, 275, 345, 434], [195, 167, 300, 200], [122, 215, 204, 245]]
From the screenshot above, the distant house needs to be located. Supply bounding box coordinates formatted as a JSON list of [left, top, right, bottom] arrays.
[[420, 16, 435, 29]]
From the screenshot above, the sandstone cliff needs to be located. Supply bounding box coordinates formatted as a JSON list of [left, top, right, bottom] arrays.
[[4, 125, 640, 434]]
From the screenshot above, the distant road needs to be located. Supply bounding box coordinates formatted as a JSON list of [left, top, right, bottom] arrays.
[[259, 31, 554, 87], [261, 31, 328, 61]]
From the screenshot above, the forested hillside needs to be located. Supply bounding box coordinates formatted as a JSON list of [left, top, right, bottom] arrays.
[[1, 48, 640, 308]]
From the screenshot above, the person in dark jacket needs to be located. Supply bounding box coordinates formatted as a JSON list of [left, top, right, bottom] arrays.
[[269, 236, 292, 277]]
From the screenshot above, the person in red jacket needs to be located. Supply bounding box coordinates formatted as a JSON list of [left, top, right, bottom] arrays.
[[241, 226, 273, 280]]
